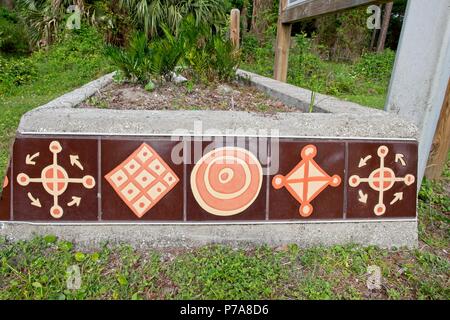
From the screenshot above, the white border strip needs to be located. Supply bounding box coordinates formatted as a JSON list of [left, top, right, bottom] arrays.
[[1, 218, 417, 226], [18, 132, 417, 141]]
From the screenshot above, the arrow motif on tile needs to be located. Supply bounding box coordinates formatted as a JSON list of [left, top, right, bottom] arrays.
[[349, 145, 415, 216], [358, 155, 372, 168], [358, 190, 368, 204], [17, 141, 96, 219], [70, 155, 84, 171], [27, 192, 41, 208], [395, 154, 406, 166], [390, 192, 403, 205], [25, 152, 39, 165], [67, 196, 81, 207]]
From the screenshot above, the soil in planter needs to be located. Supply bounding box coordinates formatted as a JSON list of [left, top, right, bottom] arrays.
[[77, 82, 298, 113]]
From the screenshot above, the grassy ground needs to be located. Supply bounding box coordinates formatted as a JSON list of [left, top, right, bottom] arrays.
[[0, 33, 448, 300], [240, 35, 394, 110]]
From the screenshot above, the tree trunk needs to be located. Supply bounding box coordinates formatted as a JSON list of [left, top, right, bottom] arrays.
[[370, 28, 378, 51], [377, 2, 393, 53], [1, 0, 14, 9], [251, 0, 273, 40], [241, 4, 248, 33]]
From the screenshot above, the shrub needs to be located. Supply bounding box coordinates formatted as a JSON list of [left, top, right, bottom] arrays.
[[241, 33, 259, 62], [118, 0, 228, 38], [286, 33, 328, 91], [106, 27, 185, 84], [105, 32, 157, 84], [185, 34, 240, 83], [0, 8, 29, 55], [353, 49, 396, 81], [0, 56, 36, 86], [106, 15, 240, 84], [181, 16, 240, 83]]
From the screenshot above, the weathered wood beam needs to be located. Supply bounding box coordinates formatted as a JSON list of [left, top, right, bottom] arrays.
[[230, 8, 240, 49], [282, 0, 390, 23], [425, 79, 450, 180], [274, 0, 292, 82]]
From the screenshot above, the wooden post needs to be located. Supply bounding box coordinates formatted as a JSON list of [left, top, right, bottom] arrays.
[[273, 0, 292, 82], [425, 79, 450, 179], [230, 9, 240, 49]]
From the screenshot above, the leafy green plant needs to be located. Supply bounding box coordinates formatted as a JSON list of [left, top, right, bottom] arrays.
[[105, 26, 186, 84], [0, 8, 30, 55], [0, 56, 36, 86], [354, 49, 396, 81], [151, 26, 185, 81], [210, 35, 240, 81], [118, 0, 227, 38], [105, 32, 156, 83], [180, 15, 240, 83]]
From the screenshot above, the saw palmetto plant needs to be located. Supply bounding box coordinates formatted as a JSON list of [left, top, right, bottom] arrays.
[[118, 0, 227, 38]]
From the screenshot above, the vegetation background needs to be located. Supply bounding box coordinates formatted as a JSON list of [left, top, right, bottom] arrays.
[[0, 0, 448, 300]]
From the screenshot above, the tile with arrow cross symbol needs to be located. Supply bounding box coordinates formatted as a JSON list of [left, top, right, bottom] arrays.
[[12, 137, 99, 221]]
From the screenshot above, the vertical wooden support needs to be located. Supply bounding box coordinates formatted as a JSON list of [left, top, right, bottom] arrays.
[[425, 79, 450, 179], [230, 9, 240, 49], [273, 0, 292, 82]]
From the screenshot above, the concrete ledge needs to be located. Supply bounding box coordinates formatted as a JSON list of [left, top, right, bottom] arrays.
[[0, 220, 418, 249], [17, 70, 418, 139], [18, 109, 418, 139], [32, 72, 115, 111], [237, 69, 385, 115]]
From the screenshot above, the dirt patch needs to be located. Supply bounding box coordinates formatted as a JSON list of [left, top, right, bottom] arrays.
[[77, 81, 298, 113]]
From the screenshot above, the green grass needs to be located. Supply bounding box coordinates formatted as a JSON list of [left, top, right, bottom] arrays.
[[240, 36, 393, 110], [240, 58, 388, 110]]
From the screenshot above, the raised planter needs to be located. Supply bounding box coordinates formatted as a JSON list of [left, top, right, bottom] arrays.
[[0, 71, 419, 248]]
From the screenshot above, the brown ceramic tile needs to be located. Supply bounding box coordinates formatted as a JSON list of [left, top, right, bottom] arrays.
[[186, 136, 268, 221], [346, 141, 418, 219], [12, 136, 99, 221], [0, 163, 11, 220], [268, 140, 345, 220], [101, 137, 183, 220]]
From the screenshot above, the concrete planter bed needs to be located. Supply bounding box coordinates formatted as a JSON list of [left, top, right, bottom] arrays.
[[0, 70, 419, 248]]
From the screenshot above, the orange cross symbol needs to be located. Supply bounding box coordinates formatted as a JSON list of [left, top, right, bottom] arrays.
[[272, 145, 341, 217]]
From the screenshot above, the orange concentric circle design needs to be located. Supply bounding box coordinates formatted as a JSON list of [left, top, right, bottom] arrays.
[[191, 147, 263, 216]]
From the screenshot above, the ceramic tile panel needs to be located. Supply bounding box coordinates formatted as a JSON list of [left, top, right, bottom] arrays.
[[0, 164, 11, 220], [101, 137, 183, 220], [12, 137, 99, 221], [1, 134, 419, 222], [186, 136, 269, 221], [268, 140, 345, 220], [346, 141, 418, 219]]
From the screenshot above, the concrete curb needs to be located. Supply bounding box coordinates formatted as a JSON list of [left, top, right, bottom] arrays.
[[0, 220, 418, 249]]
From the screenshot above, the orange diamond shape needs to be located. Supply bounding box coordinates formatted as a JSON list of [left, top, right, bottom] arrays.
[[105, 143, 179, 218]]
